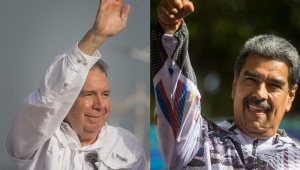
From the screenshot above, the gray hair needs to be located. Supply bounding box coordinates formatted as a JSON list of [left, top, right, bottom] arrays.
[[234, 35, 300, 91], [92, 59, 108, 76]]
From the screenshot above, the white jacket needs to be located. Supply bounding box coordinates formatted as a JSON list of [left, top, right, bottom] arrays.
[[5, 44, 146, 170]]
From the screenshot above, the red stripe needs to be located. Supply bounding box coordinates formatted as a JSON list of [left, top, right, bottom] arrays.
[[194, 97, 200, 121], [284, 151, 289, 170], [157, 80, 177, 138], [172, 80, 183, 138]]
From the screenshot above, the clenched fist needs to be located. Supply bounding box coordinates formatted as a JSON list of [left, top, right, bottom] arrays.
[[157, 0, 194, 34]]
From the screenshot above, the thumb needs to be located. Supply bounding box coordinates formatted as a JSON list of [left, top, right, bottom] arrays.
[[183, 1, 194, 14], [121, 4, 130, 22]]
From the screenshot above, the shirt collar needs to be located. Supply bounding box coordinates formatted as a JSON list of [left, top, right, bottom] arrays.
[[56, 122, 109, 151]]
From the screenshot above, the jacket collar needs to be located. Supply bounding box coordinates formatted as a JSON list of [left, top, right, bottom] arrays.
[[54, 122, 109, 151]]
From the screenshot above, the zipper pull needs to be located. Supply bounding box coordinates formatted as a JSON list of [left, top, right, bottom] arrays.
[[252, 139, 258, 156]]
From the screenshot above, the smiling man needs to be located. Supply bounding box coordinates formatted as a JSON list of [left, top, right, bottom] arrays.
[[5, 0, 146, 169], [64, 64, 111, 147], [151, 0, 300, 169], [233, 52, 296, 140]]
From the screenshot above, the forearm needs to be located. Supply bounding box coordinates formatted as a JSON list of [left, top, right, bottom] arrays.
[[151, 21, 202, 169], [78, 29, 108, 56]]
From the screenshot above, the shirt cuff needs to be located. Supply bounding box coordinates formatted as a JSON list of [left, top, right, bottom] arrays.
[[68, 42, 101, 71]]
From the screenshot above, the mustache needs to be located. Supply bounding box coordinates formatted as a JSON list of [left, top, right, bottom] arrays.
[[243, 96, 271, 112]]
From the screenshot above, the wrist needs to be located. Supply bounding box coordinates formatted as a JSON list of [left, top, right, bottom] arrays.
[[158, 16, 182, 26], [78, 29, 108, 56], [158, 20, 181, 34], [157, 15, 182, 34], [88, 28, 109, 41]]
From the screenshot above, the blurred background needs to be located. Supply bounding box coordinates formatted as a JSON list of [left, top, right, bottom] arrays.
[[150, 0, 300, 169], [0, 0, 149, 169]]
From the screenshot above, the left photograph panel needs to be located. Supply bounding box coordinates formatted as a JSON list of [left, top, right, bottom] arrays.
[[0, 0, 150, 169]]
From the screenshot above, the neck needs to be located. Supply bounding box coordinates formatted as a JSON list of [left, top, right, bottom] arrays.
[[78, 132, 99, 147], [234, 122, 277, 139]]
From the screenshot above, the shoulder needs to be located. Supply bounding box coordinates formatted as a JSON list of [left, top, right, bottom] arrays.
[[107, 125, 141, 143], [104, 125, 146, 165]]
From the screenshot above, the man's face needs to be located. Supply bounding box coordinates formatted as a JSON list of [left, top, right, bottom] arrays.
[[64, 67, 110, 139], [232, 54, 297, 139]]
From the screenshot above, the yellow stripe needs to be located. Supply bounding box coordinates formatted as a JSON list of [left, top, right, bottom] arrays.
[[189, 90, 195, 110]]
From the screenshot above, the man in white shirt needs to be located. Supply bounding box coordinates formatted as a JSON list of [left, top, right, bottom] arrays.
[[5, 0, 147, 169]]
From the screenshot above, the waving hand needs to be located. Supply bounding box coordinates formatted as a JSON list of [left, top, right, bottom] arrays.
[[79, 0, 130, 55]]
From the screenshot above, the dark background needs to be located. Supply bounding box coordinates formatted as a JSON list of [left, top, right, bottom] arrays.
[[150, 0, 300, 124]]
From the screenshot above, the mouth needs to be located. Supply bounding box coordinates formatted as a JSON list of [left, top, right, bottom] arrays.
[[86, 115, 101, 118], [247, 104, 267, 115], [243, 96, 271, 116], [85, 112, 107, 118], [84, 113, 107, 124]]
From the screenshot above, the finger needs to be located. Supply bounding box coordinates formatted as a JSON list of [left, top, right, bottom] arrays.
[[117, 0, 125, 4], [158, 6, 177, 23], [169, 0, 184, 13], [121, 4, 130, 22], [161, 0, 179, 15]]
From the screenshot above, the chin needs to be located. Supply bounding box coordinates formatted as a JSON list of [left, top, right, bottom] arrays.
[[245, 123, 275, 139], [84, 124, 102, 133]]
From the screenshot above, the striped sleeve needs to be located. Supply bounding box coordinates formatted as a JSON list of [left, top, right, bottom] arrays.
[[151, 21, 203, 170]]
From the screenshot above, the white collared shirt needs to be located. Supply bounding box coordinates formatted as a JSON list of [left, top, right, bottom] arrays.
[[5, 44, 146, 170]]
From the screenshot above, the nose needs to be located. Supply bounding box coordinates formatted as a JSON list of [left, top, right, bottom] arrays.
[[92, 93, 105, 111], [253, 83, 268, 100]]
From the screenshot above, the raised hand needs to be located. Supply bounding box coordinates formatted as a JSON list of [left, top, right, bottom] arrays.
[[157, 0, 194, 34], [92, 0, 130, 37], [79, 0, 130, 55]]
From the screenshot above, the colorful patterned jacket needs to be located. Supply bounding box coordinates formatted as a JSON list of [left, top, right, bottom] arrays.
[[151, 21, 300, 170]]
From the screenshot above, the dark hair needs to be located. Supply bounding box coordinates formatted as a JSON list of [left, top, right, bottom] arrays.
[[234, 35, 300, 91], [92, 59, 108, 76]]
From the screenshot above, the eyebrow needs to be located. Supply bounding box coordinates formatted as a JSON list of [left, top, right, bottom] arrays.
[[79, 89, 111, 95], [103, 90, 111, 94], [79, 90, 96, 95], [243, 70, 286, 87]]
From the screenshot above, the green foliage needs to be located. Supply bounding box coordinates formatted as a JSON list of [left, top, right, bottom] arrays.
[[151, 0, 300, 124]]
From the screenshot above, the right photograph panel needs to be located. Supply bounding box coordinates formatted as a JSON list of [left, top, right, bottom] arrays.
[[150, 0, 300, 169]]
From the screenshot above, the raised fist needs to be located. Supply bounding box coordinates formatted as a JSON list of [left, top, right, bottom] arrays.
[[157, 0, 194, 26]]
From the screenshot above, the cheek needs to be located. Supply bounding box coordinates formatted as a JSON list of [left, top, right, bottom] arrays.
[[68, 99, 93, 119], [106, 100, 111, 111], [81, 99, 94, 109], [269, 93, 287, 113], [235, 87, 249, 106]]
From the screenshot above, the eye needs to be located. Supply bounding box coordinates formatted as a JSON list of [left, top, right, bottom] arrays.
[[246, 78, 254, 81], [245, 78, 257, 82], [85, 93, 93, 96], [270, 84, 282, 89], [104, 93, 110, 97]]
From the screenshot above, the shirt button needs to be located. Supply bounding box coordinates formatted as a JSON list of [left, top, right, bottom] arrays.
[[84, 63, 88, 66], [78, 150, 82, 154], [77, 59, 81, 63], [64, 83, 69, 87]]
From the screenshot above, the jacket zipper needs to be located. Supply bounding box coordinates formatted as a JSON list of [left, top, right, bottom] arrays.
[[252, 139, 261, 170]]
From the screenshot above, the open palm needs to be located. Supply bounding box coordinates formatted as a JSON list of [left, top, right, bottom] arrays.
[[92, 0, 130, 37]]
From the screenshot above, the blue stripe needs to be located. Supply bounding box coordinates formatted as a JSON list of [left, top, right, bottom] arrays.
[[177, 82, 187, 131], [197, 101, 201, 124], [155, 84, 171, 126]]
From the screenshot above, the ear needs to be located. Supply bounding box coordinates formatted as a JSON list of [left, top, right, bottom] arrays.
[[232, 77, 237, 99], [285, 85, 297, 112]]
